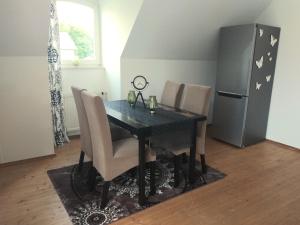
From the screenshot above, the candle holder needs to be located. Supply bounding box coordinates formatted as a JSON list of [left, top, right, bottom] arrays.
[[149, 96, 158, 114], [127, 90, 136, 107]]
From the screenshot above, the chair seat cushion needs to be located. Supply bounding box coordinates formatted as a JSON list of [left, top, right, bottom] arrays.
[[113, 138, 156, 162], [110, 123, 132, 141], [171, 147, 190, 155], [150, 129, 191, 150], [157, 135, 203, 156], [151, 129, 204, 156]]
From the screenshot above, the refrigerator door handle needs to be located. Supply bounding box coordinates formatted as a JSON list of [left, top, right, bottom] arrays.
[[217, 91, 247, 99]]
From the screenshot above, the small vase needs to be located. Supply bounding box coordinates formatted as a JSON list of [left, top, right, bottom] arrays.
[[127, 90, 136, 106]]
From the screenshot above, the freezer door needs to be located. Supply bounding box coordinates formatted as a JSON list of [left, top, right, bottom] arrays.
[[212, 92, 248, 147], [216, 24, 256, 96]]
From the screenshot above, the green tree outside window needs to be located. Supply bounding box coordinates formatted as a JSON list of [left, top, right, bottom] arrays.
[[60, 24, 94, 59]]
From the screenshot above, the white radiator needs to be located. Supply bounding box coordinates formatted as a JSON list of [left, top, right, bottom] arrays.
[[63, 92, 108, 136], [64, 95, 80, 136]]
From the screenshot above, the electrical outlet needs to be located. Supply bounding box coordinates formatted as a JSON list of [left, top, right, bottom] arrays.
[[100, 91, 108, 100]]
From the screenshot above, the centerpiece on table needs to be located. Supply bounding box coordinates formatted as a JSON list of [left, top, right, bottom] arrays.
[[127, 75, 158, 113], [148, 96, 158, 114]]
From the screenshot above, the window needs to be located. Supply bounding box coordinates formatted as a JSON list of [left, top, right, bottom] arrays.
[[56, 0, 100, 66]]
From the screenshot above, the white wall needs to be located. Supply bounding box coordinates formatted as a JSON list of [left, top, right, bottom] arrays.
[[0, 57, 54, 163], [256, 0, 300, 149], [121, 58, 216, 122], [120, 0, 273, 127], [0, 0, 50, 56], [62, 68, 107, 97], [61, 67, 109, 134], [62, 67, 110, 134], [0, 0, 54, 163], [123, 0, 272, 60], [100, 0, 143, 100]]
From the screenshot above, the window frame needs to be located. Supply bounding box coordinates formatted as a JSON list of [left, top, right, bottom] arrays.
[[57, 0, 102, 68]]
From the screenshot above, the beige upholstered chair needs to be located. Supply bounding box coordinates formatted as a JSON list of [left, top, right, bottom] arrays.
[[160, 80, 183, 108], [71, 86, 93, 171], [179, 84, 211, 157], [81, 91, 156, 208], [171, 84, 211, 185], [71, 86, 131, 171]]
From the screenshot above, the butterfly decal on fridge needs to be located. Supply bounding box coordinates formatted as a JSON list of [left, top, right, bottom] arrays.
[[270, 35, 278, 47], [259, 29, 264, 37], [256, 82, 262, 90], [256, 56, 264, 69]]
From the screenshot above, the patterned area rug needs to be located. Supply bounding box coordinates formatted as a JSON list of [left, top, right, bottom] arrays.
[[48, 151, 225, 225]]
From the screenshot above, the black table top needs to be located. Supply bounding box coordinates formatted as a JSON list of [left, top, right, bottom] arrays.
[[104, 100, 206, 137]]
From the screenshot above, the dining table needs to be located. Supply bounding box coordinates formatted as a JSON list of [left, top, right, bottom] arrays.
[[104, 100, 206, 205]]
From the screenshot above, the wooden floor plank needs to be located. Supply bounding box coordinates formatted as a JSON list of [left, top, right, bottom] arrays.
[[0, 136, 299, 225]]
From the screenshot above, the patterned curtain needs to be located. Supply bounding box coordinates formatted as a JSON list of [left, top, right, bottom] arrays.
[[48, 0, 69, 146]]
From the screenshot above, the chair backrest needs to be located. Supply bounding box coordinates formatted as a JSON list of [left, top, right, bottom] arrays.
[[180, 84, 212, 155], [160, 80, 183, 108], [71, 86, 93, 158], [81, 91, 113, 179], [180, 84, 211, 117]]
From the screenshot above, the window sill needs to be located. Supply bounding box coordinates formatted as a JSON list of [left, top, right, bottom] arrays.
[[61, 64, 105, 70]]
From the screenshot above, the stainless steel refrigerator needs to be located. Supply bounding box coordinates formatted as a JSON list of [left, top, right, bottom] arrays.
[[212, 24, 280, 148]]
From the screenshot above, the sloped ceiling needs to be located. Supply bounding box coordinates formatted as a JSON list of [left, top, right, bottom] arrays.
[[123, 0, 273, 60], [0, 0, 49, 56]]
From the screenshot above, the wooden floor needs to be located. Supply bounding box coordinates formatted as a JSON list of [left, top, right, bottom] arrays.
[[1, 137, 300, 225]]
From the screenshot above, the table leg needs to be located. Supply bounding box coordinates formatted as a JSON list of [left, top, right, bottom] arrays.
[[200, 154, 207, 174], [189, 121, 197, 184], [138, 134, 146, 205]]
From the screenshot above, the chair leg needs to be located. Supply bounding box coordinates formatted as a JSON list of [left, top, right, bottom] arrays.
[[88, 166, 97, 191], [78, 151, 85, 172], [182, 153, 188, 164], [100, 181, 110, 209], [200, 154, 207, 174], [87, 166, 93, 185], [128, 167, 137, 178], [174, 155, 181, 187], [149, 162, 156, 195]]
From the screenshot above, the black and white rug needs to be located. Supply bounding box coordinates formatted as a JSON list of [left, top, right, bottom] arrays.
[[48, 151, 225, 225]]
